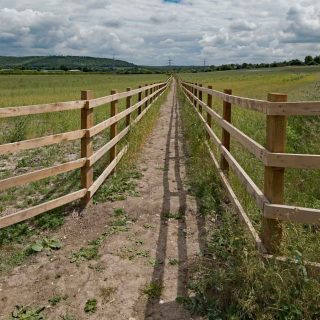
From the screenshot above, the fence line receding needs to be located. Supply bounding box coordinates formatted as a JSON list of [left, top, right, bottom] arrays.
[[179, 79, 320, 257], [0, 78, 171, 229]]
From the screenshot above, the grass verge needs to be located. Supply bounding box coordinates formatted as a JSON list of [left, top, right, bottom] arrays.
[[178, 87, 320, 319], [180, 68, 320, 261]]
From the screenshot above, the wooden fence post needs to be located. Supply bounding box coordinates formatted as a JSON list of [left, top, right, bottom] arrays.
[[126, 87, 132, 127], [221, 89, 232, 172], [194, 83, 198, 109], [144, 84, 149, 110], [81, 90, 94, 205], [191, 83, 194, 105], [138, 86, 142, 115], [110, 89, 118, 168], [151, 84, 154, 103], [198, 84, 203, 113], [262, 93, 287, 253], [206, 85, 213, 138]]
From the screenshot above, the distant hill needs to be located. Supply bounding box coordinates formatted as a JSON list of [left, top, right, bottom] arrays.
[[0, 56, 136, 70]]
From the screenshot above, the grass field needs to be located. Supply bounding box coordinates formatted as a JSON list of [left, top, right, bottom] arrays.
[[180, 66, 320, 260], [0, 73, 167, 142]]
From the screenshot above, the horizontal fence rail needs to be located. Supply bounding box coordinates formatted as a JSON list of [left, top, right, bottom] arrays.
[[180, 79, 320, 256], [0, 77, 171, 229]]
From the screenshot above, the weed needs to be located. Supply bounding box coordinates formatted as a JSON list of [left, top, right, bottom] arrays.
[[148, 258, 163, 267], [29, 237, 62, 253], [0, 223, 32, 245], [136, 250, 150, 258], [48, 294, 68, 306], [84, 299, 97, 314], [143, 223, 155, 229], [34, 209, 65, 230], [70, 246, 99, 263], [94, 170, 142, 203], [113, 208, 126, 217], [118, 246, 150, 260], [89, 225, 129, 246], [168, 258, 179, 266], [135, 239, 144, 246], [164, 212, 184, 220], [143, 281, 164, 299], [10, 305, 45, 320]]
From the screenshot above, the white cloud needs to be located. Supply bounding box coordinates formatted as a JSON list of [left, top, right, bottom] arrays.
[[0, 1, 319, 65], [230, 20, 257, 32]]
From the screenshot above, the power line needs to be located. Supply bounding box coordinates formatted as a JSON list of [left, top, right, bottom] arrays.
[[168, 57, 172, 67], [203, 59, 207, 67]]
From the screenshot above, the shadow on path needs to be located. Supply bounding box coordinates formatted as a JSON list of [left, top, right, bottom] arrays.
[[144, 81, 208, 320]]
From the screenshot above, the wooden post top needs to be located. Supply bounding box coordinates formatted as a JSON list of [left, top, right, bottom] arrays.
[[208, 85, 213, 89], [224, 89, 232, 95], [81, 90, 94, 100], [127, 87, 131, 91], [111, 89, 117, 95], [268, 93, 287, 102]]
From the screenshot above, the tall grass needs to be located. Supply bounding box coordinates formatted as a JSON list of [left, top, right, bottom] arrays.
[[180, 67, 320, 261]]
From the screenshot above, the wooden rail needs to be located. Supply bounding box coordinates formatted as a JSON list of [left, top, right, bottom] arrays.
[[180, 79, 320, 255], [0, 77, 171, 229]]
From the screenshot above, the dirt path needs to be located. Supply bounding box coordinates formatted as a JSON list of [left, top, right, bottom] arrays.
[[0, 80, 205, 320]]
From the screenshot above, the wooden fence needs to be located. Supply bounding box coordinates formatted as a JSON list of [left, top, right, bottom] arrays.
[[0, 78, 171, 229], [180, 79, 320, 257]]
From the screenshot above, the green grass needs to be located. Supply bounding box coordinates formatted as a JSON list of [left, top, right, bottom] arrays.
[[180, 67, 320, 261], [48, 294, 68, 306], [10, 305, 45, 320], [178, 70, 320, 319], [143, 281, 164, 299], [164, 211, 184, 220], [84, 299, 97, 314], [0, 208, 67, 273], [69, 246, 100, 263]]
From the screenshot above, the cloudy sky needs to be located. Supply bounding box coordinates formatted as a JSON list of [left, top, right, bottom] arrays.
[[0, 0, 319, 65]]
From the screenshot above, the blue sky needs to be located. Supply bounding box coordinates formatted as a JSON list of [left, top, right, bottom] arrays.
[[0, 0, 319, 65]]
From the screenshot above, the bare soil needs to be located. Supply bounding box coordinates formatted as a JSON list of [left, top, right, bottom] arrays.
[[0, 81, 205, 320]]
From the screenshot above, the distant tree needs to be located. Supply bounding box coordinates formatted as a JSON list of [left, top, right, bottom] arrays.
[[314, 56, 320, 64], [60, 65, 69, 71], [82, 66, 92, 72], [305, 55, 314, 65], [289, 59, 303, 66]]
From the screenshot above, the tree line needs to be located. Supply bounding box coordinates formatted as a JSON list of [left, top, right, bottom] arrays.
[[207, 55, 320, 72]]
